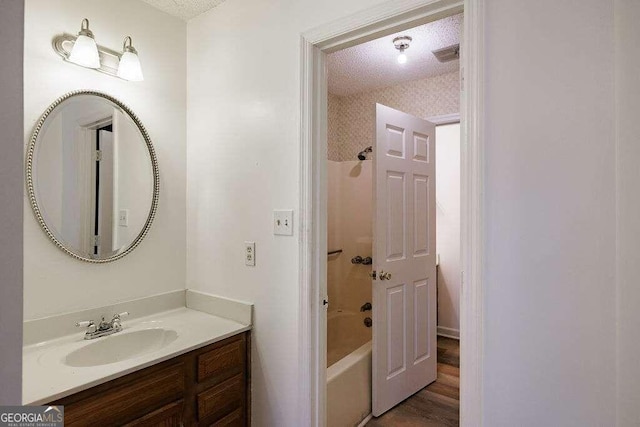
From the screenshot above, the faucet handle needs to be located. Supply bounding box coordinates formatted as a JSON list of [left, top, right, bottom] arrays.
[[76, 320, 97, 333], [111, 312, 129, 330]]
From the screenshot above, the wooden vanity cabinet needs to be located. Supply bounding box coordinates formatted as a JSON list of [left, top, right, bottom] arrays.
[[50, 331, 251, 427]]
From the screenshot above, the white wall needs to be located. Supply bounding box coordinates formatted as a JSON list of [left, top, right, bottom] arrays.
[[483, 1, 616, 425], [0, 0, 24, 406], [435, 123, 460, 336], [24, 0, 186, 319], [186, 1, 384, 425], [615, 0, 640, 425], [187, 1, 621, 424]]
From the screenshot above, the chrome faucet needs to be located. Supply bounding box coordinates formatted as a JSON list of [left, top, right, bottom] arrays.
[[76, 312, 129, 340]]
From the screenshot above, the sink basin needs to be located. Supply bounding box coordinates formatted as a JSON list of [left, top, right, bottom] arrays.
[[65, 328, 178, 367]]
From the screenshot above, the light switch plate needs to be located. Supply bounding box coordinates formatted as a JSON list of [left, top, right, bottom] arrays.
[[245, 241, 256, 266], [118, 209, 129, 227], [273, 210, 294, 236]]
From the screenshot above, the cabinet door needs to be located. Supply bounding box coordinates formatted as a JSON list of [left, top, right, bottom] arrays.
[[57, 363, 185, 426], [197, 374, 246, 425]]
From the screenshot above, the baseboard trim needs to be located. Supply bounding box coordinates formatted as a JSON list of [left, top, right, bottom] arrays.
[[357, 414, 373, 427], [437, 326, 460, 339]]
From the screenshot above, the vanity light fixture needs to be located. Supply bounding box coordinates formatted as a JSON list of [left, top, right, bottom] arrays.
[[117, 36, 144, 81], [393, 35, 412, 64], [53, 19, 144, 82], [67, 19, 100, 68]]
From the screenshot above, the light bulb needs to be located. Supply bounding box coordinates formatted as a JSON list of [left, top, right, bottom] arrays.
[[117, 36, 144, 81], [68, 19, 100, 69], [397, 52, 407, 64], [118, 51, 144, 81]]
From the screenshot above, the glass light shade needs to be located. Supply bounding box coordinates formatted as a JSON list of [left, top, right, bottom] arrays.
[[68, 35, 100, 68], [397, 52, 407, 64], [117, 51, 144, 81]]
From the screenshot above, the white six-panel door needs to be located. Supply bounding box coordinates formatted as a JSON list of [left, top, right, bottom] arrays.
[[372, 103, 437, 417]]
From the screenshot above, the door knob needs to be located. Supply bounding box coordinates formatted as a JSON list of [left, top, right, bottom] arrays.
[[379, 271, 392, 280]]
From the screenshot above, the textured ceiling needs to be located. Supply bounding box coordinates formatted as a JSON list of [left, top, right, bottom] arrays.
[[140, 0, 227, 21], [328, 13, 462, 96]]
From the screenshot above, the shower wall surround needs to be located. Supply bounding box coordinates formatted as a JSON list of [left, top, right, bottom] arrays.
[[327, 160, 373, 313], [328, 71, 459, 161], [23, 0, 187, 320]]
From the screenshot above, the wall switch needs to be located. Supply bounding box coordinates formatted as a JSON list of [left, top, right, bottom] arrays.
[[118, 209, 129, 227], [245, 241, 256, 266], [273, 210, 294, 236]]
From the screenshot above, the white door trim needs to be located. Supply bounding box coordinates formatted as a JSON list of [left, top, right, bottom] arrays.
[[427, 112, 461, 125], [298, 0, 484, 425]]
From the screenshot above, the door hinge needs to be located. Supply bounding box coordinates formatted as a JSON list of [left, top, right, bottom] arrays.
[[94, 150, 102, 161], [93, 235, 100, 246]]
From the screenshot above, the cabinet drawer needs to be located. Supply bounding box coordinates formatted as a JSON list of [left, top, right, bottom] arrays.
[[62, 363, 185, 426], [197, 335, 245, 383], [124, 400, 184, 427], [198, 374, 245, 423], [210, 407, 243, 426]]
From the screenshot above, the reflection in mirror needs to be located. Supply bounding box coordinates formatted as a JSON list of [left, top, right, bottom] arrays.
[[27, 92, 158, 262]]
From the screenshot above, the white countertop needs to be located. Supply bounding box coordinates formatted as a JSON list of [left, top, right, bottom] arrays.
[[23, 307, 251, 405]]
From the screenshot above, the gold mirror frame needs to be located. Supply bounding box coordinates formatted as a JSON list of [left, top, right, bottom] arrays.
[[25, 90, 160, 263]]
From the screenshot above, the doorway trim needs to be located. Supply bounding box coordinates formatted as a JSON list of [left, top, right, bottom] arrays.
[[298, 0, 484, 425], [427, 112, 461, 125]]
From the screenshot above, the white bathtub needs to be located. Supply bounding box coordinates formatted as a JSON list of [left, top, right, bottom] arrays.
[[327, 310, 372, 426]]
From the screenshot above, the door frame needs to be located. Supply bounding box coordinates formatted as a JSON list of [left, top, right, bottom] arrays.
[[298, 0, 485, 425]]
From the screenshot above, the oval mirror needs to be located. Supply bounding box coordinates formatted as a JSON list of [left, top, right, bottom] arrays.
[[26, 91, 159, 262]]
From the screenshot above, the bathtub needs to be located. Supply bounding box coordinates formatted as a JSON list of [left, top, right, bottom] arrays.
[[327, 310, 372, 426]]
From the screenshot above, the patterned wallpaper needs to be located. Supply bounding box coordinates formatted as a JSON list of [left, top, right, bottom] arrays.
[[327, 70, 460, 161]]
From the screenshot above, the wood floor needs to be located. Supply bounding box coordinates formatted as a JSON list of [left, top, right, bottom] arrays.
[[366, 336, 460, 427]]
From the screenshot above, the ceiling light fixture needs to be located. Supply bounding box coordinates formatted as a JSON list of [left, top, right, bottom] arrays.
[[393, 36, 412, 65], [68, 18, 100, 69], [117, 36, 144, 81]]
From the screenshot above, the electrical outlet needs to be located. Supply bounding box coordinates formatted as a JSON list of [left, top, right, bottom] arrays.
[[245, 241, 256, 266], [273, 210, 294, 236]]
